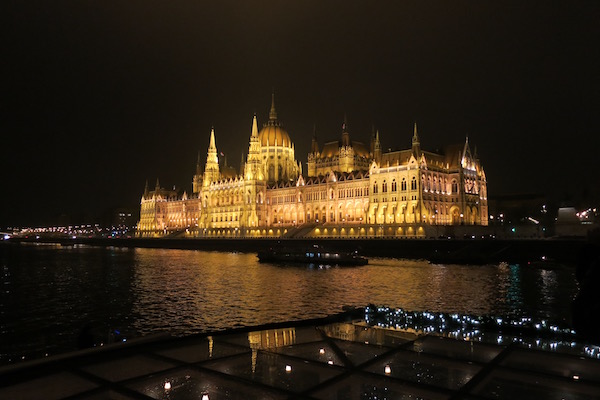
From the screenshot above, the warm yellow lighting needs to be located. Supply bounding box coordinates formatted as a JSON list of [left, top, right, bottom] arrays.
[[319, 348, 325, 354], [384, 365, 391, 374], [164, 382, 172, 390], [285, 365, 292, 372]]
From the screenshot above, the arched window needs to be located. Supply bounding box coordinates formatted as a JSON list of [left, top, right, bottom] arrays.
[[268, 165, 275, 181], [373, 182, 378, 194], [382, 180, 388, 193], [401, 178, 407, 191], [411, 177, 417, 191], [392, 179, 397, 192], [451, 180, 458, 194]]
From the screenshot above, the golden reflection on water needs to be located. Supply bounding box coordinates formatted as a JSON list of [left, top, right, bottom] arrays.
[[0, 244, 578, 364], [129, 249, 577, 337]]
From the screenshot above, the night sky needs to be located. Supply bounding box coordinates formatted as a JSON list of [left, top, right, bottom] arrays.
[[3, 1, 599, 227]]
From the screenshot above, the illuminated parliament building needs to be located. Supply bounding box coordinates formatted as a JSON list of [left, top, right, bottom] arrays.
[[137, 96, 488, 238]]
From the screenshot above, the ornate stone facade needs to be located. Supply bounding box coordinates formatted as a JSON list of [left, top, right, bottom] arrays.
[[137, 97, 488, 238]]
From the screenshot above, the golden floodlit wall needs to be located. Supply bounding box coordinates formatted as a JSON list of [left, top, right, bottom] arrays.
[[137, 98, 488, 238]]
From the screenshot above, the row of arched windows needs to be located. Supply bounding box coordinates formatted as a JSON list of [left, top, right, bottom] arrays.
[[338, 187, 366, 198], [373, 177, 417, 194]]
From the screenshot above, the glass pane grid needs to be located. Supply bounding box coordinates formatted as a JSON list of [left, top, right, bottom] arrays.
[[362, 348, 483, 390], [126, 367, 288, 400], [470, 366, 600, 400], [408, 336, 504, 364], [2, 323, 600, 399], [201, 350, 345, 393], [500, 347, 600, 384], [153, 338, 250, 364], [266, 340, 347, 367]]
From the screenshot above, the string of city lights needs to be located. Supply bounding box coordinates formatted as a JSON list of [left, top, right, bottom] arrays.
[[364, 305, 600, 359]]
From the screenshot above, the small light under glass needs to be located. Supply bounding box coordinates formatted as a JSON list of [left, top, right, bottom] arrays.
[[285, 365, 292, 372], [319, 348, 325, 354], [164, 381, 172, 390], [384, 365, 391, 374]]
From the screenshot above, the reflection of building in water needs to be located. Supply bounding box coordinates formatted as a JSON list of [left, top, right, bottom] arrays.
[[322, 322, 357, 341], [137, 94, 488, 238], [248, 327, 297, 350], [248, 327, 296, 373], [322, 322, 416, 346]]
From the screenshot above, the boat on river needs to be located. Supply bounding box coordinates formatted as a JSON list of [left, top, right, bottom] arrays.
[[258, 244, 368, 266]]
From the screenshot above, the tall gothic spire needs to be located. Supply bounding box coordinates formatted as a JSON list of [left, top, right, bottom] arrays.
[[341, 114, 350, 146], [269, 91, 277, 120], [204, 127, 220, 186], [209, 126, 217, 151], [412, 122, 421, 156], [251, 113, 259, 137], [412, 122, 420, 144], [373, 129, 381, 162]]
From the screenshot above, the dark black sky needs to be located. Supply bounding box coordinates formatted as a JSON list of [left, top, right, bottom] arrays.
[[3, 1, 599, 226]]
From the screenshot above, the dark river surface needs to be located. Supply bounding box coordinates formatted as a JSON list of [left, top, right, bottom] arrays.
[[0, 242, 578, 365]]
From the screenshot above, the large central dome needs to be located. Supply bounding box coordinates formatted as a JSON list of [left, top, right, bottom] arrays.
[[258, 94, 292, 148]]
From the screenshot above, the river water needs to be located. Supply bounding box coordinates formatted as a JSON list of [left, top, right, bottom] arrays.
[[0, 242, 578, 364]]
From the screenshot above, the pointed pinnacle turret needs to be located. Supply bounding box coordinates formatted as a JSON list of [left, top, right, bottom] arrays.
[[412, 122, 421, 156], [412, 122, 420, 144], [144, 179, 149, 196], [269, 91, 277, 120], [251, 114, 258, 137], [373, 129, 382, 162], [155, 178, 160, 191], [209, 126, 216, 150], [341, 114, 350, 146]]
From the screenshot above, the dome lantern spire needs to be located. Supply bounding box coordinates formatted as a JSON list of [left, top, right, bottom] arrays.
[[269, 90, 277, 121]]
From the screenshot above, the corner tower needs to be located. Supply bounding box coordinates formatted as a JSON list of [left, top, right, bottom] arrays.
[[203, 127, 220, 186]]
